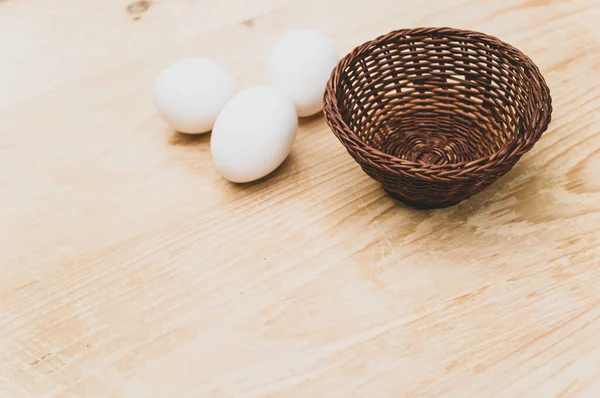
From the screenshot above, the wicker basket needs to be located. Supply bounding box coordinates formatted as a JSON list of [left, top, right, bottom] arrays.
[[323, 27, 552, 208]]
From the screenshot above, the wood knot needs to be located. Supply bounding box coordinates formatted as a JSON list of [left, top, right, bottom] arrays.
[[566, 148, 600, 194], [241, 18, 256, 28], [126, 0, 152, 20]]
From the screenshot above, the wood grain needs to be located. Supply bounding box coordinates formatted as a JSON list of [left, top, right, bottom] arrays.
[[1, 0, 600, 396]]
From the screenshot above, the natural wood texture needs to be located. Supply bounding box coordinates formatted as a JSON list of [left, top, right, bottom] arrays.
[[1, 0, 599, 396]]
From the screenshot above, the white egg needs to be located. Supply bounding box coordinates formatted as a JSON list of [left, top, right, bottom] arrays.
[[267, 29, 340, 117], [154, 57, 235, 134], [210, 86, 298, 183]]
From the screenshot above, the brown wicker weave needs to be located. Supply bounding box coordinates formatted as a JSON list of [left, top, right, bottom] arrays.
[[323, 27, 552, 208]]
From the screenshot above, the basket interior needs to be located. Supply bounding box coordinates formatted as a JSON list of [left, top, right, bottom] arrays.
[[336, 32, 536, 165]]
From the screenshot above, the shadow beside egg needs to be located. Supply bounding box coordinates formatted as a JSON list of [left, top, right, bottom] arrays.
[[298, 112, 327, 138], [224, 152, 300, 192], [298, 111, 324, 125], [167, 127, 299, 191], [168, 130, 211, 147]]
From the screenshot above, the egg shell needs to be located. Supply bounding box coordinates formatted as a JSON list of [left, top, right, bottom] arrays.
[[154, 58, 235, 134], [210, 86, 298, 183], [267, 29, 339, 117]]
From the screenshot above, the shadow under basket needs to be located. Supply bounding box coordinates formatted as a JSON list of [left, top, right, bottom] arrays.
[[323, 27, 552, 209]]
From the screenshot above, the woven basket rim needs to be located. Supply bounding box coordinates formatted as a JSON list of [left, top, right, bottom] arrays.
[[323, 27, 553, 176]]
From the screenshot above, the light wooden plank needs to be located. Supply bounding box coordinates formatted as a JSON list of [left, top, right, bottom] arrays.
[[1, 0, 600, 396]]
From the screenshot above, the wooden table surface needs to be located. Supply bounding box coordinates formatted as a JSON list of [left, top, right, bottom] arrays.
[[2, 0, 600, 396]]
